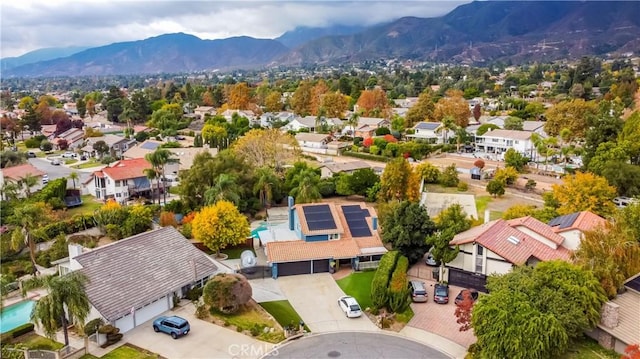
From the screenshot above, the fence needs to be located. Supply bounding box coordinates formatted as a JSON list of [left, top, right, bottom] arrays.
[[356, 260, 380, 271]]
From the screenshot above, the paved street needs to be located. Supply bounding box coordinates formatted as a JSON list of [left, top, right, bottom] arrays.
[[28, 157, 93, 189]]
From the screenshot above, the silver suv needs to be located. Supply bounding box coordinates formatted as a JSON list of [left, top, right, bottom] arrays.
[[409, 280, 428, 302]]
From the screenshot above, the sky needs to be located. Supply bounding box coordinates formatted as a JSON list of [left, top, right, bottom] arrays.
[[1, 0, 469, 58]]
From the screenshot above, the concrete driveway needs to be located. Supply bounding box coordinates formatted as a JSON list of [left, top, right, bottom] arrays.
[[124, 302, 274, 359], [276, 273, 379, 333]]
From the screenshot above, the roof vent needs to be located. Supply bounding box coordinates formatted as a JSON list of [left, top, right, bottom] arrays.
[[507, 236, 520, 245]]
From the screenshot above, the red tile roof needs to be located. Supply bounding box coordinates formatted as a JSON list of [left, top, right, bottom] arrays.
[[98, 158, 151, 181], [450, 219, 571, 265], [1, 163, 45, 180], [507, 216, 565, 245], [550, 211, 607, 233]]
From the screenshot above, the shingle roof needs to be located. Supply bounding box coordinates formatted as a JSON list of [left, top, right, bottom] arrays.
[[597, 289, 640, 346], [549, 211, 606, 233], [295, 133, 331, 143], [75, 227, 218, 321], [322, 161, 371, 174], [96, 158, 151, 181], [1, 163, 45, 180], [358, 117, 387, 127], [450, 219, 571, 265]]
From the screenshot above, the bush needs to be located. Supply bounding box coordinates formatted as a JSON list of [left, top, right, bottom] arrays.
[[473, 159, 485, 169], [494, 167, 519, 186], [388, 256, 410, 313], [371, 251, 400, 309], [180, 223, 193, 239], [100, 156, 115, 164], [487, 180, 506, 197], [186, 287, 203, 301], [7, 323, 35, 338], [343, 150, 390, 162], [159, 211, 178, 227], [24, 137, 42, 149], [438, 164, 460, 187], [457, 182, 468, 192], [84, 318, 104, 335]]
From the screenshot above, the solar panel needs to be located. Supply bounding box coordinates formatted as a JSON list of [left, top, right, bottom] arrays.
[[626, 276, 640, 292], [548, 212, 580, 229], [140, 142, 161, 150], [303, 205, 337, 231], [342, 205, 372, 237]]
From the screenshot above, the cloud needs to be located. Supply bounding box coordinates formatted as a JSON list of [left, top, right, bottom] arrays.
[[0, 0, 468, 58]]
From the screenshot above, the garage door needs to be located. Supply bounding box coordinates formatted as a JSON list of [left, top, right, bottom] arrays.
[[278, 261, 311, 276], [135, 295, 170, 326], [448, 267, 487, 292], [115, 314, 135, 333], [312, 259, 329, 273]]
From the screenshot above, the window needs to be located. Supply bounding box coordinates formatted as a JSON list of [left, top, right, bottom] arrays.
[[475, 245, 484, 273], [515, 140, 520, 144], [115, 180, 120, 187], [329, 233, 340, 240], [116, 193, 121, 198]]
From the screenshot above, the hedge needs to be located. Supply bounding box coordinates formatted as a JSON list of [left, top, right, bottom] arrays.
[[371, 251, 400, 309], [1, 322, 35, 343], [35, 214, 96, 242], [388, 255, 410, 313], [343, 150, 391, 163]]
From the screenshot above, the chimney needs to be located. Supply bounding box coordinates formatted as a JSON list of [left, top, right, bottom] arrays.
[[288, 196, 295, 231], [600, 302, 619, 329], [484, 209, 491, 224], [372, 217, 378, 231]]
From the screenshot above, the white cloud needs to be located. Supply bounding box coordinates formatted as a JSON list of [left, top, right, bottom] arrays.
[[0, 0, 468, 58]]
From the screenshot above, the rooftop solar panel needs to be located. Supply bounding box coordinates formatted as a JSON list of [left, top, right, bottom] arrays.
[[548, 212, 580, 229], [343, 206, 372, 237], [303, 205, 337, 231], [626, 275, 640, 292], [140, 142, 161, 150]]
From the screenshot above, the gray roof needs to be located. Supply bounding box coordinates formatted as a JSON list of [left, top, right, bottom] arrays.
[[75, 227, 218, 321], [414, 122, 441, 130]]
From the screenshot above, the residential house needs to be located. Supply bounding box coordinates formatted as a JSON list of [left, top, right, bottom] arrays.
[[447, 216, 572, 291], [591, 273, 640, 354], [84, 134, 135, 159], [283, 116, 317, 132], [475, 129, 535, 157], [406, 122, 454, 144], [58, 227, 219, 333], [220, 109, 256, 124], [52, 128, 84, 150], [84, 158, 152, 202], [295, 133, 332, 153], [193, 106, 216, 119], [349, 117, 391, 139], [548, 211, 606, 250], [63, 103, 78, 116], [40, 124, 57, 140], [257, 197, 387, 278], [124, 141, 218, 179], [521, 121, 547, 136], [0, 163, 46, 199], [320, 161, 372, 179], [259, 112, 295, 128], [393, 97, 419, 108]]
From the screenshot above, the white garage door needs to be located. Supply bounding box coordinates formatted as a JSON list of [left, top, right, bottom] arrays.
[[135, 296, 170, 326], [115, 314, 135, 333]]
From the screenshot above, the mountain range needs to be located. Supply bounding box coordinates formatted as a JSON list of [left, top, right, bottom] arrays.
[[4, 1, 640, 78]]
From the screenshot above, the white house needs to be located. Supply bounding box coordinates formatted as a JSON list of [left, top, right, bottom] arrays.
[[474, 129, 535, 156], [58, 227, 219, 333], [547, 211, 606, 250], [446, 216, 572, 291], [193, 106, 216, 119], [259, 112, 295, 128], [406, 122, 454, 144], [295, 133, 332, 150], [84, 158, 152, 202], [320, 160, 372, 179], [283, 116, 317, 132]]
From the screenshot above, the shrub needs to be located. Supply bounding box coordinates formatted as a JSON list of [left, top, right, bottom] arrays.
[[100, 156, 115, 164], [388, 256, 410, 313], [180, 223, 193, 239], [487, 179, 506, 197], [457, 182, 468, 192], [343, 151, 390, 162], [24, 137, 42, 148], [203, 273, 253, 314], [195, 302, 207, 319], [494, 167, 519, 186], [159, 211, 178, 227], [186, 287, 203, 301], [84, 318, 104, 335], [473, 159, 485, 169], [415, 162, 441, 184], [371, 251, 400, 309], [525, 179, 537, 191], [438, 164, 460, 187], [369, 145, 379, 156], [8, 323, 34, 338]]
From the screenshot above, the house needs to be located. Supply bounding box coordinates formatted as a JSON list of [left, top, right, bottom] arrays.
[[320, 160, 372, 179], [548, 211, 607, 250], [357, 117, 390, 130], [220, 109, 256, 123], [393, 97, 419, 108], [193, 106, 216, 119], [295, 133, 332, 150], [40, 124, 57, 140], [63, 103, 78, 116], [257, 197, 387, 278], [0, 163, 46, 199], [406, 122, 454, 144], [84, 134, 135, 159], [84, 158, 152, 202], [59, 227, 219, 333], [283, 116, 318, 133], [53, 128, 84, 150], [259, 112, 295, 128], [447, 216, 572, 291], [475, 129, 535, 157], [521, 121, 547, 136], [591, 273, 640, 354]]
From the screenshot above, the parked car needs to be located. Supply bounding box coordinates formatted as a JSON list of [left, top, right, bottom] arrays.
[[454, 289, 479, 306], [61, 151, 76, 158], [42, 174, 49, 185], [153, 316, 190, 339], [434, 284, 449, 304], [425, 253, 440, 267], [51, 159, 61, 166], [613, 196, 638, 208], [408, 280, 428, 303], [80, 155, 87, 161], [27, 151, 36, 158], [338, 295, 362, 318]]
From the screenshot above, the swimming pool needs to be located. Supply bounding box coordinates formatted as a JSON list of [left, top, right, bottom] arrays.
[[250, 222, 284, 238], [0, 300, 35, 333]]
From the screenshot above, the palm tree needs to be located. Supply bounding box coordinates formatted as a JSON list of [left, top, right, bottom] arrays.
[[69, 172, 79, 190], [18, 173, 38, 198], [11, 203, 50, 274], [253, 167, 279, 208], [24, 271, 90, 346], [146, 149, 179, 205], [290, 169, 321, 203], [143, 168, 159, 204], [437, 116, 457, 145], [0, 181, 20, 201], [205, 174, 240, 205], [347, 112, 360, 137]]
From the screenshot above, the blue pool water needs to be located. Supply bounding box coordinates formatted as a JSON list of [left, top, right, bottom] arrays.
[[250, 222, 284, 238], [1, 300, 35, 333]]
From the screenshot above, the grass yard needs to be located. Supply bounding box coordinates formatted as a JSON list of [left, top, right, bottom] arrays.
[[222, 247, 254, 259], [336, 271, 375, 310], [209, 304, 284, 343], [80, 344, 160, 359], [558, 336, 619, 359], [71, 159, 104, 169], [15, 333, 64, 350], [475, 195, 503, 221], [395, 306, 414, 324], [65, 159, 79, 165], [260, 300, 310, 331], [65, 195, 103, 216]]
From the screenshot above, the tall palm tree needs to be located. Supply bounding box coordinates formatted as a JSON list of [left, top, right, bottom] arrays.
[[0, 181, 20, 201], [11, 202, 50, 274], [290, 169, 321, 203], [347, 112, 360, 137], [205, 174, 240, 205], [437, 116, 457, 145], [146, 149, 179, 205], [18, 173, 38, 198], [253, 167, 279, 208], [143, 168, 159, 204], [69, 172, 79, 190], [24, 271, 91, 346]]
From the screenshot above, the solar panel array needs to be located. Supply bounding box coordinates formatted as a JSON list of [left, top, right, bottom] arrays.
[[548, 212, 580, 229], [303, 205, 337, 231], [140, 142, 161, 150], [626, 276, 640, 292], [342, 205, 372, 238]]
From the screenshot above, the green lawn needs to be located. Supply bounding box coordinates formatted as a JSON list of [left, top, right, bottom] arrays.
[[16, 333, 64, 350], [65, 195, 102, 216], [71, 159, 104, 169], [260, 300, 309, 331], [222, 247, 254, 259], [558, 336, 619, 359], [209, 306, 284, 343], [475, 195, 502, 221], [336, 271, 375, 310], [65, 159, 79, 165], [80, 344, 160, 359], [395, 306, 414, 324]]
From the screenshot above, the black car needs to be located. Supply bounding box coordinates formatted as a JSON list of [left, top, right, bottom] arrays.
[[27, 151, 36, 158], [454, 289, 479, 306], [434, 284, 449, 304]]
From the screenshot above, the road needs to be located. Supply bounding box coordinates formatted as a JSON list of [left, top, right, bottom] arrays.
[[28, 158, 92, 188]]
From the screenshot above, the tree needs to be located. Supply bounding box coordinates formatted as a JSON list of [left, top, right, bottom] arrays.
[[93, 140, 109, 158], [472, 103, 481, 121], [10, 202, 52, 274], [321, 91, 348, 118], [415, 162, 441, 184], [503, 116, 523, 130], [232, 129, 299, 171], [346, 112, 360, 137], [381, 201, 437, 264], [69, 171, 79, 189], [472, 261, 607, 358], [205, 174, 240, 206], [543, 99, 597, 140], [502, 204, 537, 220], [264, 91, 283, 113], [503, 148, 529, 172], [191, 201, 250, 257], [405, 90, 435, 128], [203, 273, 252, 314], [17, 173, 38, 198], [476, 123, 500, 136], [438, 163, 459, 187], [437, 116, 458, 145], [24, 272, 91, 346], [454, 289, 474, 331], [145, 148, 179, 205], [494, 167, 519, 186], [378, 158, 420, 202], [427, 204, 469, 280], [289, 168, 321, 203], [201, 124, 227, 150], [551, 172, 617, 217], [622, 344, 640, 359], [433, 90, 471, 127], [226, 83, 251, 110], [355, 88, 390, 118], [290, 80, 313, 116], [348, 168, 379, 196], [486, 179, 505, 197], [253, 166, 280, 207]]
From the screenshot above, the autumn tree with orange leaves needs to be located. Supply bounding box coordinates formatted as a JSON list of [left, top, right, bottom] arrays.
[[310, 80, 329, 116], [622, 344, 640, 359], [226, 83, 251, 110], [434, 89, 471, 127], [356, 88, 391, 118], [454, 290, 475, 331]]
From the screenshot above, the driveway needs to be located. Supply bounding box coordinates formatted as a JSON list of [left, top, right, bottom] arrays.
[[276, 273, 379, 333], [124, 302, 273, 359]]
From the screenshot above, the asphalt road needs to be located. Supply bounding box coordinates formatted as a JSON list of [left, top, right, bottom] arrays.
[[28, 158, 91, 188], [262, 332, 452, 359]]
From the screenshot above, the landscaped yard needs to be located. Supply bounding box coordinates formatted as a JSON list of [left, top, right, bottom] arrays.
[[259, 300, 310, 332], [207, 303, 284, 343], [71, 159, 104, 169], [221, 247, 254, 259], [13, 333, 64, 350], [336, 271, 375, 310], [79, 343, 160, 359], [559, 336, 619, 359], [475, 195, 503, 221], [65, 195, 103, 216]]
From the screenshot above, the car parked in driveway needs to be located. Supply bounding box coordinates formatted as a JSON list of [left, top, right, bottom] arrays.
[[409, 280, 428, 303], [153, 316, 190, 339], [61, 151, 76, 158], [434, 284, 449, 304], [454, 289, 479, 306], [338, 296, 362, 318], [425, 253, 440, 267]]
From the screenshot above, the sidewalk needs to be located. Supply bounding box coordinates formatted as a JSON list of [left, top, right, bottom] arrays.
[[398, 326, 468, 359]]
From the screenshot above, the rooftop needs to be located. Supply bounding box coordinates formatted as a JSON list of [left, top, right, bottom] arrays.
[[1, 163, 45, 180], [94, 158, 151, 181]]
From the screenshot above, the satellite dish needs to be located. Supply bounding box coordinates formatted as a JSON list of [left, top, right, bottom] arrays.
[[240, 250, 257, 273]]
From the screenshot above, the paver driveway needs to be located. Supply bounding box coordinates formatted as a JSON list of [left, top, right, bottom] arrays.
[[124, 302, 273, 359], [276, 273, 379, 333]]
